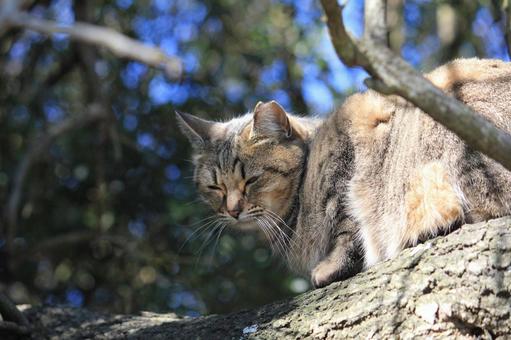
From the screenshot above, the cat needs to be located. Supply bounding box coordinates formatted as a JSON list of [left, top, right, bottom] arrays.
[[177, 58, 511, 288]]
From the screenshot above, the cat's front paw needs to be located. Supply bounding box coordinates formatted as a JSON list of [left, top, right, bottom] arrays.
[[311, 259, 340, 288]]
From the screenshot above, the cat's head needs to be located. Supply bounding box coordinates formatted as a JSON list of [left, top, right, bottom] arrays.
[[177, 101, 316, 233]]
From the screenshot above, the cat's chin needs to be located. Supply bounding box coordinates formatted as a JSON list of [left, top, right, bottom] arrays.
[[232, 219, 260, 232]]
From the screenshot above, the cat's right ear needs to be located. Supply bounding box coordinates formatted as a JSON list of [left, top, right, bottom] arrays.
[[251, 100, 292, 139], [175, 111, 222, 148]]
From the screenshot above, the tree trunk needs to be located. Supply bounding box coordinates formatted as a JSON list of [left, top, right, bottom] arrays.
[[21, 217, 511, 339]]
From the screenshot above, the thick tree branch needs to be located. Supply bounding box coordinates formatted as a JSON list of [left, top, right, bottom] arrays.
[[21, 217, 511, 338], [320, 0, 368, 67], [2, 11, 182, 79], [320, 0, 511, 172]]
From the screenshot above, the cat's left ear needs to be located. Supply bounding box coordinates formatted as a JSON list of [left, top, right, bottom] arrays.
[[251, 100, 292, 139], [175, 111, 225, 148]]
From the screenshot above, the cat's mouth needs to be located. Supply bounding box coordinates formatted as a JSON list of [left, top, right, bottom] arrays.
[[222, 208, 293, 239], [233, 219, 261, 231], [223, 212, 260, 231]]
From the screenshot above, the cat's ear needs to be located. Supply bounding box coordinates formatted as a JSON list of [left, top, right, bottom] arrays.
[[175, 111, 224, 147], [252, 100, 292, 139]]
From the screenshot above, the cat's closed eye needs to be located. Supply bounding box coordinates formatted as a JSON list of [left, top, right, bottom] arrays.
[[245, 176, 259, 185], [207, 185, 223, 192]]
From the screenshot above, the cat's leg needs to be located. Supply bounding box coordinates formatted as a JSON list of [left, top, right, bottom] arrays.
[[359, 225, 383, 268], [402, 161, 465, 248], [311, 231, 362, 288]]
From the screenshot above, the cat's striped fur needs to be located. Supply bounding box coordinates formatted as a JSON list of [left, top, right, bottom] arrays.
[[177, 58, 511, 288]]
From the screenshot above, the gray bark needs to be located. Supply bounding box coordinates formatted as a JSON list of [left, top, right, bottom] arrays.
[[19, 216, 511, 339]]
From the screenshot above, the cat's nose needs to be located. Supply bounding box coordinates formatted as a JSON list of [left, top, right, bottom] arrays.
[[227, 208, 241, 218], [226, 190, 243, 218]]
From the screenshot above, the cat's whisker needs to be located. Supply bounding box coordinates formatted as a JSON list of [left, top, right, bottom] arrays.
[[195, 221, 222, 256], [257, 216, 285, 257], [260, 215, 289, 261], [189, 215, 219, 227], [264, 209, 295, 235], [194, 219, 230, 268], [262, 214, 298, 265], [195, 219, 228, 260], [254, 217, 279, 256], [263, 211, 296, 247], [207, 222, 229, 268], [178, 216, 222, 253], [185, 198, 203, 206], [258, 216, 281, 256], [254, 212, 288, 256]]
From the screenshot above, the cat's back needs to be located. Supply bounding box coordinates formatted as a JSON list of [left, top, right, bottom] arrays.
[[347, 58, 511, 265], [426, 58, 511, 91], [427, 58, 511, 129], [347, 58, 511, 162]]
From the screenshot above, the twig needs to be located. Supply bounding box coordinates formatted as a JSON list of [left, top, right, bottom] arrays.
[[320, 0, 511, 172], [3, 12, 181, 79], [27, 231, 97, 254]]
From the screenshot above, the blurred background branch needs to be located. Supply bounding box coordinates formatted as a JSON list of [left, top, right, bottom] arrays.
[[503, 0, 511, 57], [4, 103, 106, 256], [0, 0, 182, 79]]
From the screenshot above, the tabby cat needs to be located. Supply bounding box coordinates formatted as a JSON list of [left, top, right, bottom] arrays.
[[177, 58, 511, 288]]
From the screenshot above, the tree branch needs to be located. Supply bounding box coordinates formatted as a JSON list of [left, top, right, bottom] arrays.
[[364, 0, 388, 46], [21, 217, 511, 338], [320, 0, 368, 67], [320, 0, 511, 172], [2, 11, 182, 79], [15, 231, 132, 258], [504, 0, 511, 58]]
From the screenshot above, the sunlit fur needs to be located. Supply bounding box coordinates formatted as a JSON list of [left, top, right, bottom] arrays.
[[347, 58, 511, 267], [179, 58, 511, 288]]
